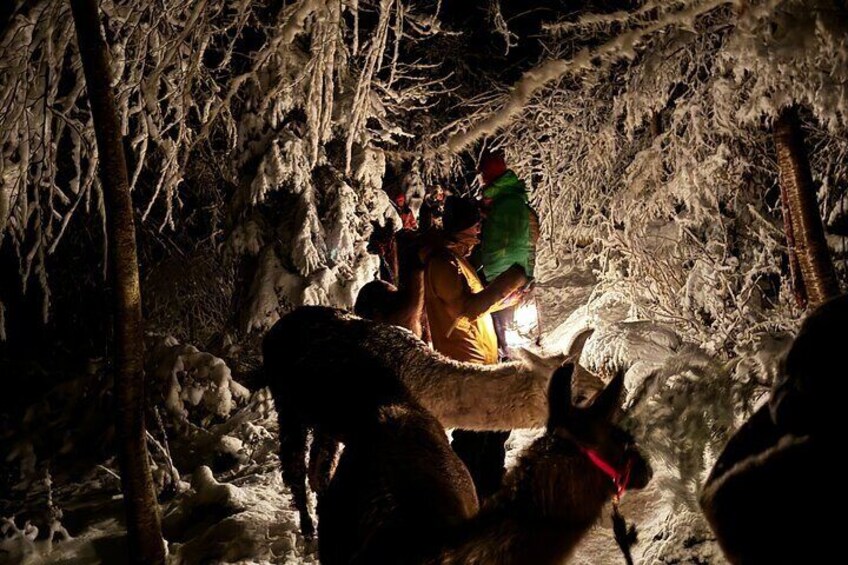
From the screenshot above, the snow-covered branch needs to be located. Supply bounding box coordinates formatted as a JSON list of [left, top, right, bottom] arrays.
[[442, 0, 734, 153], [495, 0, 847, 351]]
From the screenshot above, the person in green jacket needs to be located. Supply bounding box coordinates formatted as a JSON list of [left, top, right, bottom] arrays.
[[478, 150, 538, 284], [476, 150, 538, 356]]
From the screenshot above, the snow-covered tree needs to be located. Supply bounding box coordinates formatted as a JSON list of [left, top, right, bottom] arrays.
[[3, 1, 848, 562], [435, 0, 848, 354], [0, 0, 440, 338]]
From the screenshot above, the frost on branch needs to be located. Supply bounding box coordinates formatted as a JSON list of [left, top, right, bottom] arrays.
[[486, 0, 847, 353], [0, 0, 261, 332], [146, 336, 251, 427], [0, 0, 440, 338], [228, 0, 436, 332], [721, 0, 848, 130]]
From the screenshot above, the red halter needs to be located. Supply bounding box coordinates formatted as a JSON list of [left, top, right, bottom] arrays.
[[579, 446, 633, 500]]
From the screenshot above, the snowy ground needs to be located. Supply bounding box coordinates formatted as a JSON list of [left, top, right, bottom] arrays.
[[2, 276, 783, 564], [1, 428, 727, 565], [1, 429, 726, 565]]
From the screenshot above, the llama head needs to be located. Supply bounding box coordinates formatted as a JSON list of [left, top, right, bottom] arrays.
[[547, 363, 653, 492], [354, 279, 398, 319]]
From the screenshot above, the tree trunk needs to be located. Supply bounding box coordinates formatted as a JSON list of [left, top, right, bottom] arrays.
[[773, 106, 840, 307], [778, 182, 807, 308], [69, 0, 166, 562]]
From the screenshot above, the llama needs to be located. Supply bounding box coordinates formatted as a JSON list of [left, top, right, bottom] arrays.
[[354, 229, 427, 339], [317, 362, 652, 564], [700, 295, 846, 563], [262, 306, 596, 537]]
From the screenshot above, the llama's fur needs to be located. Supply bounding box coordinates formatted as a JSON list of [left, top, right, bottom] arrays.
[[700, 295, 847, 563], [317, 364, 653, 564], [262, 306, 574, 536], [354, 278, 425, 338], [355, 230, 427, 339], [264, 306, 568, 432]]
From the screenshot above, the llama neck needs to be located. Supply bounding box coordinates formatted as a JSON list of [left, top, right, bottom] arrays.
[[438, 436, 614, 564], [393, 264, 425, 336], [494, 436, 613, 524], [393, 345, 550, 431]]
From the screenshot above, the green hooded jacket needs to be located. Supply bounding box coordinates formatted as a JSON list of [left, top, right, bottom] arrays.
[[480, 170, 536, 282]]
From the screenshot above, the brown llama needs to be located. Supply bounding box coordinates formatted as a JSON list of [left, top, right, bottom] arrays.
[[262, 307, 595, 537], [355, 229, 427, 339], [700, 295, 846, 563], [317, 362, 652, 564]]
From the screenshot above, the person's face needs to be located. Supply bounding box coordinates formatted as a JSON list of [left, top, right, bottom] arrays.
[[452, 221, 481, 255]]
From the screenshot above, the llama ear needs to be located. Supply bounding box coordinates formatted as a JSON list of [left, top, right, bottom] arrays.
[[547, 363, 574, 428], [589, 370, 625, 423], [566, 328, 595, 359], [514, 347, 546, 370], [516, 347, 570, 372]]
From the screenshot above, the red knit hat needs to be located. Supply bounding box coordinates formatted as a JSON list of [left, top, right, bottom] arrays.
[[478, 150, 507, 185]]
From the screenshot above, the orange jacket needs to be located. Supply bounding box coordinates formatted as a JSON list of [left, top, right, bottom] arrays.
[[424, 249, 498, 365]]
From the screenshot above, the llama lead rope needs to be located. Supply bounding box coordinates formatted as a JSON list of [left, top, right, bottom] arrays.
[[579, 446, 638, 564], [611, 457, 637, 565], [611, 498, 637, 565]]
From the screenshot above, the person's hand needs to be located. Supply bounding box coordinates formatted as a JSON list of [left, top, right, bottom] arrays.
[[502, 286, 529, 307], [511, 277, 537, 302]]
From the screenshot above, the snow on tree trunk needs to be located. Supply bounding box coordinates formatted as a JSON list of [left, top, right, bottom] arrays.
[[69, 0, 165, 562], [774, 106, 840, 307]]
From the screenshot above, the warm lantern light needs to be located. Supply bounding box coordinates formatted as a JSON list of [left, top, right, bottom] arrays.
[[505, 300, 539, 349]]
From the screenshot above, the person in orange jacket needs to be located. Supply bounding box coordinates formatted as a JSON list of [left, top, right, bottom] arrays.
[[423, 195, 528, 498]]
